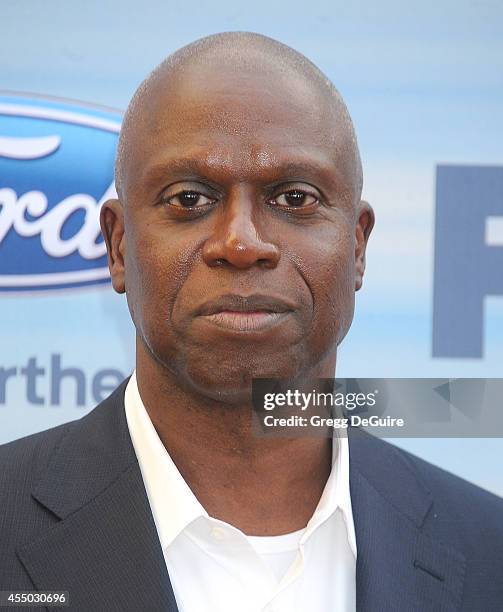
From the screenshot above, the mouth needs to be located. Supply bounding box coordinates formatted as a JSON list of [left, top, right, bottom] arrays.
[[195, 293, 295, 332]]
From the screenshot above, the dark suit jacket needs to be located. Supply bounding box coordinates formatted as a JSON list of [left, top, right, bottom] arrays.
[[1, 377, 502, 611]]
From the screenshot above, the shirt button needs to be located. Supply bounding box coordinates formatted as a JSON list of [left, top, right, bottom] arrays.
[[211, 526, 226, 541]]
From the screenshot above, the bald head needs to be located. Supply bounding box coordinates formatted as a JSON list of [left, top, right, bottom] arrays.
[[115, 31, 363, 202]]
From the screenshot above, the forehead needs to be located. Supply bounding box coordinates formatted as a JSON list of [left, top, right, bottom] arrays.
[[139, 144, 348, 196], [123, 64, 355, 191]]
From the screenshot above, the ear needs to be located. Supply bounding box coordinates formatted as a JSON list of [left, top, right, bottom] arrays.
[[99, 199, 126, 294], [355, 200, 375, 291]]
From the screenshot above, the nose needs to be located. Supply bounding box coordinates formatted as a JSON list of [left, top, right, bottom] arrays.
[[202, 187, 280, 270]]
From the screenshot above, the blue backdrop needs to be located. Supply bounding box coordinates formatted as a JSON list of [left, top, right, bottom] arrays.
[[1, 0, 502, 495]]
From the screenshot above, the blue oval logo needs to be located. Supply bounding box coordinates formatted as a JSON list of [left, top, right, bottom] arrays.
[[0, 93, 122, 291]]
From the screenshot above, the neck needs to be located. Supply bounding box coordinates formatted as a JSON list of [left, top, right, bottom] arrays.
[[135, 340, 337, 536]]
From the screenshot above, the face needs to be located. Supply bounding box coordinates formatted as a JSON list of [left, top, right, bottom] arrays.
[[101, 63, 373, 403]]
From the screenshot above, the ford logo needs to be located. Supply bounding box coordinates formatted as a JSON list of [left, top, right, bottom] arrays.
[[0, 93, 122, 291]]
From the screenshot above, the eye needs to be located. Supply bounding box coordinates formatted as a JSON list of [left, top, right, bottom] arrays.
[[269, 189, 319, 210], [162, 190, 215, 209]]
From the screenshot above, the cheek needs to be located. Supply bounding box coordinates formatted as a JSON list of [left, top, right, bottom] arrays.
[[123, 223, 196, 346], [300, 225, 356, 347]]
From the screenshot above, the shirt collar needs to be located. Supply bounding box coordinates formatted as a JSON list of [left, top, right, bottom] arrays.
[[125, 370, 207, 550], [304, 428, 357, 556], [125, 369, 356, 556]]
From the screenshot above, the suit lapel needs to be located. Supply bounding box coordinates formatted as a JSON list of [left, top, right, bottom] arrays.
[[349, 428, 466, 611], [17, 378, 179, 612]]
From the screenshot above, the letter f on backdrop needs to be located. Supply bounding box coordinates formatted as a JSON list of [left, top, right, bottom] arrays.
[[433, 165, 503, 357]]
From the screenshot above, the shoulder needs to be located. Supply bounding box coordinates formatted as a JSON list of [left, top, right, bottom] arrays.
[[350, 428, 503, 512], [0, 376, 131, 491], [377, 436, 503, 560], [349, 429, 503, 544], [0, 378, 131, 550], [392, 440, 503, 514], [395, 441, 503, 526], [0, 420, 77, 492], [0, 419, 79, 561], [0, 379, 131, 586]]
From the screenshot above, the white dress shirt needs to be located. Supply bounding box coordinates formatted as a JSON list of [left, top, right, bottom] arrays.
[[125, 370, 357, 612]]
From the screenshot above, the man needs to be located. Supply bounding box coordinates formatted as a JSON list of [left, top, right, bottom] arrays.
[[1, 31, 502, 612]]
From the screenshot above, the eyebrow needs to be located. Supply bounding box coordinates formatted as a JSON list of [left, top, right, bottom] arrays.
[[140, 151, 346, 191]]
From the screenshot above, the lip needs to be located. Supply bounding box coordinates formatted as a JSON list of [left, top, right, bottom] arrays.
[[195, 293, 296, 316], [195, 293, 295, 332]]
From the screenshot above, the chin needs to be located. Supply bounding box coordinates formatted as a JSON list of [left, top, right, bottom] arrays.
[[182, 352, 306, 405]]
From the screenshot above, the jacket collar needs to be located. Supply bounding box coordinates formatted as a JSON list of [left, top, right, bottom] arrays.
[[18, 379, 465, 611]]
